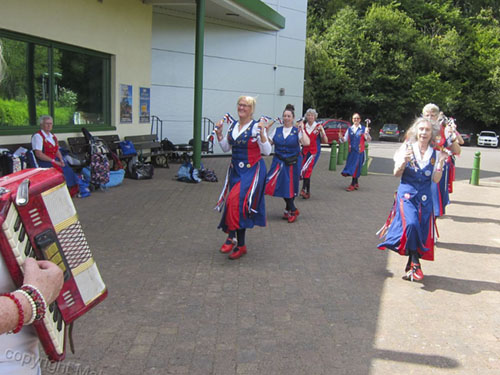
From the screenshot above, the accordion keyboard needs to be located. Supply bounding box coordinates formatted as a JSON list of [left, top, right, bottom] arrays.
[[44, 303, 65, 355], [2, 203, 31, 265], [2, 203, 65, 356]]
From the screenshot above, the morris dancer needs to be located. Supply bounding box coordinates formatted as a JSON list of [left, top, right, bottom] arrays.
[[265, 104, 310, 223], [341, 113, 371, 191], [421, 104, 461, 216], [215, 96, 271, 260], [299, 108, 328, 199], [377, 117, 448, 281]]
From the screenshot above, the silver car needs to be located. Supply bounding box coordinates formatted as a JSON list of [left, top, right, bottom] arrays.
[[379, 124, 404, 142]]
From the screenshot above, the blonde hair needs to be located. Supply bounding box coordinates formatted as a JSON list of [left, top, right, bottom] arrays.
[[422, 103, 440, 117], [237, 95, 256, 115]]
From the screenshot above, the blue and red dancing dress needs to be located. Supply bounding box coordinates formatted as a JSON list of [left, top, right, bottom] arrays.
[[341, 125, 367, 178], [431, 125, 458, 216], [216, 120, 268, 232], [300, 123, 321, 179], [265, 126, 302, 198], [378, 146, 440, 261]]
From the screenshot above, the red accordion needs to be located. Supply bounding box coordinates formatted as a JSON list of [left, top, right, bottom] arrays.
[[0, 168, 108, 361]]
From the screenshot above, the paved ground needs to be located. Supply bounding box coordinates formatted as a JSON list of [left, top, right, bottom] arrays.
[[42, 142, 500, 375]]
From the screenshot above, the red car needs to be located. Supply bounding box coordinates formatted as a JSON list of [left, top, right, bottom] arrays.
[[318, 119, 351, 144]]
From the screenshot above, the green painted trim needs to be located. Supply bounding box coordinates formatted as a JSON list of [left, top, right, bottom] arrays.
[[232, 0, 285, 29], [0, 125, 116, 136]]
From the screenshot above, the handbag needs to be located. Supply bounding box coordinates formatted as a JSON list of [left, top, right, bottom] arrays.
[[119, 140, 137, 156], [278, 154, 299, 166]]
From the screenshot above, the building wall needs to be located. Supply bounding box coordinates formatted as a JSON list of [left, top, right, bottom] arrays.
[[0, 0, 152, 144], [151, 0, 307, 149]]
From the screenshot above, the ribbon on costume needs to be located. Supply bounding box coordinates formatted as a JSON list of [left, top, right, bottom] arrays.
[[207, 113, 236, 142], [214, 164, 232, 212], [243, 162, 261, 217]]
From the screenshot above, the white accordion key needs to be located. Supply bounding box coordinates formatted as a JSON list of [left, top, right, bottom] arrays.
[[44, 304, 65, 355]]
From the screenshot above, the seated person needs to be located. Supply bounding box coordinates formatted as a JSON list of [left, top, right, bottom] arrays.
[[31, 115, 79, 196]]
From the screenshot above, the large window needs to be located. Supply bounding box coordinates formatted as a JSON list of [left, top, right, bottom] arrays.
[[0, 30, 111, 133]]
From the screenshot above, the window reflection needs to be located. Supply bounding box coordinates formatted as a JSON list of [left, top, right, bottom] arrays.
[[0, 34, 109, 127]]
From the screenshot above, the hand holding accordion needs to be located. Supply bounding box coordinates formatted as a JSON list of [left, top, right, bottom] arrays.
[[0, 168, 108, 361], [22, 257, 64, 306]]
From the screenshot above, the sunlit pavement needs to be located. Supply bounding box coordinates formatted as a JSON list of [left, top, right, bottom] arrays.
[[54, 143, 500, 375]]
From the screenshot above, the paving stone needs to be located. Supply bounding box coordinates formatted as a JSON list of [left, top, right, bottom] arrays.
[[40, 147, 500, 375]]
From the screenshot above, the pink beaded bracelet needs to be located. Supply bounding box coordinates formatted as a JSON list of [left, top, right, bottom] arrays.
[[2, 293, 24, 334]]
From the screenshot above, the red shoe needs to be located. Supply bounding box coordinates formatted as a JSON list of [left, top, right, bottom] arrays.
[[288, 209, 300, 223], [300, 190, 307, 199], [354, 183, 359, 190], [346, 185, 356, 192], [403, 262, 424, 281], [220, 237, 237, 253], [228, 245, 247, 260], [282, 210, 290, 220]]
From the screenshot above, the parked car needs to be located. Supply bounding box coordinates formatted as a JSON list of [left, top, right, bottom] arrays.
[[477, 131, 499, 147], [379, 124, 404, 142], [459, 129, 474, 146], [318, 119, 351, 144]]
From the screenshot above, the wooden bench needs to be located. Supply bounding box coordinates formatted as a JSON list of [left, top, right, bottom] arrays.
[[124, 134, 171, 168]]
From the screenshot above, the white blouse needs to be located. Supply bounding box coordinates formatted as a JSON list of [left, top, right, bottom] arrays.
[[218, 120, 271, 155]]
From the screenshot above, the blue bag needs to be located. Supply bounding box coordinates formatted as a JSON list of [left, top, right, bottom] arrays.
[[176, 162, 201, 183], [102, 169, 125, 188], [119, 140, 137, 156], [77, 175, 91, 198]]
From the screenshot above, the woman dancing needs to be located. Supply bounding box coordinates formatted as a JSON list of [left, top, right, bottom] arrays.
[[378, 117, 448, 281], [265, 104, 310, 223], [421, 103, 461, 216], [299, 108, 328, 199], [341, 113, 371, 191], [215, 96, 271, 259]]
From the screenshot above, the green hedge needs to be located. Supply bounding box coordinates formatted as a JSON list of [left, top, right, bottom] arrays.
[[0, 98, 75, 126]]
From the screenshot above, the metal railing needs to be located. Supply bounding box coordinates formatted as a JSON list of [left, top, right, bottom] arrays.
[[150, 115, 214, 154]]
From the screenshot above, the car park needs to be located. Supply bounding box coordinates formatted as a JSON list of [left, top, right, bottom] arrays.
[[459, 129, 474, 146], [477, 130, 499, 147], [319, 119, 351, 144], [379, 124, 404, 142]]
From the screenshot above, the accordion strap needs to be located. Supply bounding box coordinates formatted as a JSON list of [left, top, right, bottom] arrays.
[[69, 323, 75, 354]]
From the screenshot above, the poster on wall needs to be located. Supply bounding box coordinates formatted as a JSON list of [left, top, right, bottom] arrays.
[[120, 84, 133, 123], [139, 87, 150, 123]]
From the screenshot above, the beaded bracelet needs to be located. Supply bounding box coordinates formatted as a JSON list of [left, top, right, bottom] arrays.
[[20, 284, 47, 321], [16, 290, 37, 325], [1, 293, 24, 334]]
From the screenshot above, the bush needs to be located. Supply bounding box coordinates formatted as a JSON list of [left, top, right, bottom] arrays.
[[0, 98, 75, 126]]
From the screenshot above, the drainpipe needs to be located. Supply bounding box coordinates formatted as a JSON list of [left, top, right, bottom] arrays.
[[192, 0, 205, 169]]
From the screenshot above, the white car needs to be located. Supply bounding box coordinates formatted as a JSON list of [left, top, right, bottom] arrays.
[[477, 131, 499, 147]]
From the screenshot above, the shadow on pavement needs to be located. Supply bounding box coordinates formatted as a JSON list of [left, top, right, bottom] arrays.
[[373, 348, 460, 369], [421, 275, 500, 294], [437, 241, 500, 255], [451, 200, 500, 208], [443, 214, 500, 225]]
